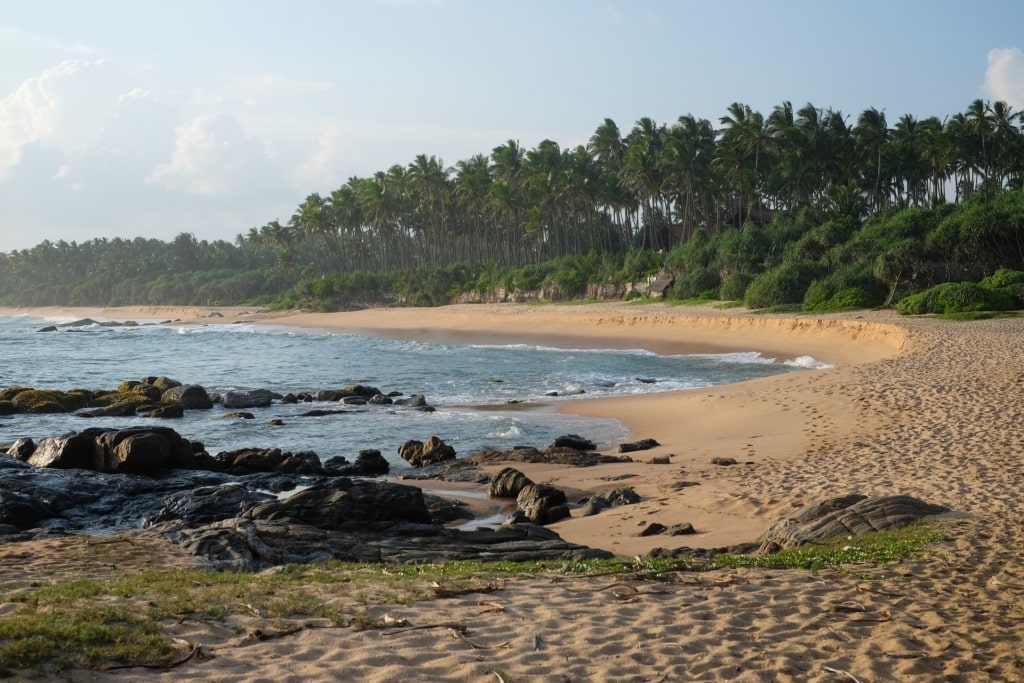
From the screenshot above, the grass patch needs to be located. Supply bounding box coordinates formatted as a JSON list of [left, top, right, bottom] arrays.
[[0, 523, 946, 674]]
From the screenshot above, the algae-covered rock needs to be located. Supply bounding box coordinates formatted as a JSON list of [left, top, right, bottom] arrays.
[[0, 400, 15, 416], [11, 389, 89, 413]]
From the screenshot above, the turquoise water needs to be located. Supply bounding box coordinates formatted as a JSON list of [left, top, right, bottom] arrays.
[[0, 314, 827, 471]]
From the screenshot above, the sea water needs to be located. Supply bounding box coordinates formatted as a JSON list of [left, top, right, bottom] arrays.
[[0, 314, 830, 472]]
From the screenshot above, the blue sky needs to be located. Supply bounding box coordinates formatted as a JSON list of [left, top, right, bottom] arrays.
[[2, 0, 1023, 252]]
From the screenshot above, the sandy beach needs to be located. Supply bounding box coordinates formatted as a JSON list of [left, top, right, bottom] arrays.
[[2, 302, 1024, 681]]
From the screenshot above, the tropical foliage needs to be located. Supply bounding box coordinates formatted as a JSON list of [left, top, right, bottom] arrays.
[[1, 99, 1023, 310]]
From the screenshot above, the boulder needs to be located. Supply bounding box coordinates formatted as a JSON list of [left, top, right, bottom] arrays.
[[516, 483, 570, 525], [758, 494, 950, 554], [488, 467, 534, 499], [0, 490, 56, 529], [94, 427, 197, 474], [322, 449, 390, 477], [161, 384, 213, 410], [222, 389, 276, 409], [26, 429, 109, 469], [552, 434, 596, 451], [398, 436, 456, 467], [618, 438, 660, 453], [394, 394, 428, 408]]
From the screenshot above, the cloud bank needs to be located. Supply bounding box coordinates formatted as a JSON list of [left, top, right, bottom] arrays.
[[984, 47, 1024, 109]]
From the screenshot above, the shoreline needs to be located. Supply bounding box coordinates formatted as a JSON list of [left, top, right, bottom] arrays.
[[2, 302, 911, 554], [4, 303, 1024, 680]]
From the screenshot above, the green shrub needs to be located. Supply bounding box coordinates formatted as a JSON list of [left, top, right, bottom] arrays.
[[744, 261, 823, 309], [980, 268, 1024, 289], [719, 272, 754, 301], [669, 266, 720, 299], [803, 269, 886, 312], [897, 282, 1016, 315]]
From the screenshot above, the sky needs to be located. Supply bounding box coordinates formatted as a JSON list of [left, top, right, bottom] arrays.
[[2, 0, 1024, 253]]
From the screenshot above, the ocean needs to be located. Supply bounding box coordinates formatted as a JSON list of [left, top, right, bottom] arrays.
[[0, 313, 830, 471]]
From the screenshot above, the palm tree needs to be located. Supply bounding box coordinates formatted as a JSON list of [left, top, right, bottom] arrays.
[[854, 107, 890, 211]]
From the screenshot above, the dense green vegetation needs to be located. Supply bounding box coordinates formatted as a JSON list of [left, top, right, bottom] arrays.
[[2, 99, 1023, 312]]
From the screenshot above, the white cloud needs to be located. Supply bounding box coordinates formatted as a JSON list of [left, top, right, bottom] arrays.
[[146, 114, 271, 195], [984, 47, 1024, 109], [291, 123, 348, 189], [0, 59, 125, 180]]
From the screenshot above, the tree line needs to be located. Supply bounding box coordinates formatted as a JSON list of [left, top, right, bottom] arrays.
[[1, 98, 1022, 310]]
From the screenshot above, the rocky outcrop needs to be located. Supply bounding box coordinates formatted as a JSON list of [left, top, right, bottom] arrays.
[[552, 434, 597, 451], [215, 448, 322, 476], [618, 438, 660, 453], [758, 494, 950, 554], [467, 446, 631, 467], [244, 478, 433, 527], [20, 426, 197, 474]]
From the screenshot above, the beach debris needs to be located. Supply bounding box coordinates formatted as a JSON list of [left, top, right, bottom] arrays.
[[822, 666, 866, 683], [648, 454, 671, 464], [710, 457, 738, 466], [618, 438, 660, 453]]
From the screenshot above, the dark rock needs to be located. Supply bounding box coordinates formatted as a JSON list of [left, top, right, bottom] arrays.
[[245, 478, 432, 528], [466, 447, 631, 467], [711, 457, 739, 466], [394, 394, 427, 407], [758, 494, 950, 554], [221, 411, 256, 420], [340, 397, 367, 406], [640, 522, 667, 536], [37, 325, 58, 333], [345, 384, 382, 398], [222, 389, 276, 409], [618, 438, 660, 453], [399, 436, 456, 467], [322, 449, 390, 477], [6, 438, 35, 459], [667, 523, 696, 536], [215, 448, 323, 476], [27, 428, 110, 469], [596, 487, 641, 506], [552, 434, 596, 451], [368, 394, 392, 405], [488, 467, 534, 498], [0, 490, 56, 528], [143, 403, 185, 419], [516, 483, 569, 525], [424, 495, 472, 523], [268, 418, 285, 426], [281, 394, 298, 404], [146, 483, 274, 527], [94, 427, 197, 473], [636, 377, 657, 384], [161, 384, 213, 410], [578, 499, 607, 517]]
